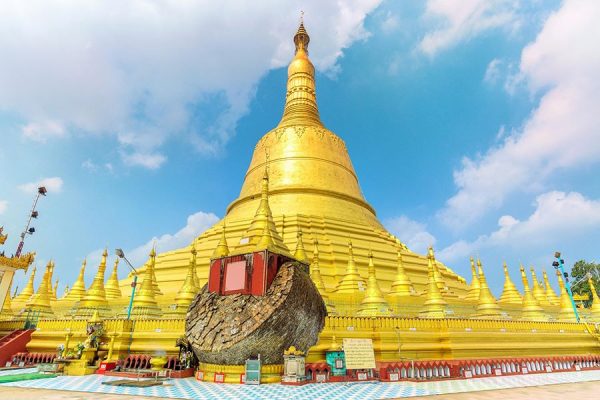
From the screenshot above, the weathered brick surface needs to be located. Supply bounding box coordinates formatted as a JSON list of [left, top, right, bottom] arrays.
[[185, 262, 326, 364]]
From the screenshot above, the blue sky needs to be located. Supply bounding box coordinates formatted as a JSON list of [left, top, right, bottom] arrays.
[[1, 0, 599, 297]]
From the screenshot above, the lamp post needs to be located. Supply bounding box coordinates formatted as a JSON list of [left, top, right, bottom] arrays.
[[115, 248, 137, 320], [16, 186, 47, 257], [553, 252, 580, 323]]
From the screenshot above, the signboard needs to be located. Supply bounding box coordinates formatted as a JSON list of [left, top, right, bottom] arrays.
[[342, 338, 376, 370], [245, 359, 261, 385], [389, 373, 399, 381]]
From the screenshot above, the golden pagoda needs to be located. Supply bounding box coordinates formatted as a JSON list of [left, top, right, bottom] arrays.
[[587, 278, 600, 321], [475, 259, 503, 318], [130, 248, 161, 319], [309, 239, 327, 297], [530, 267, 550, 307], [543, 270, 560, 306], [498, 262, 522, 305], [557, 269, 577, 322], [520, 265, 546, 321], [63, 259, 87, 301], [334, 241, 365, 294], [24, 261, 54, 317], [105, 258, 122, 300], [77, 249, 110, 316], [173, 247, 199, 312], [1, 292, 14, 319], [13, 266, 36, 306], [463, 257, 480, 302], [357, 251, 391, 316], [419, 247, 448, 319], [388, 250, 416, 298], [293, 230, 309, 264], [130, 21, 467, 298], [211, 224, 230, 259]]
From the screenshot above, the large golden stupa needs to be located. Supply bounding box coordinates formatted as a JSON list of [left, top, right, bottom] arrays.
[[141, 22, 467, 298]]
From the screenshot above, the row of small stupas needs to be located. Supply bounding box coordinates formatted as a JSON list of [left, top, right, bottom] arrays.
[[5, 172, 600, 323]]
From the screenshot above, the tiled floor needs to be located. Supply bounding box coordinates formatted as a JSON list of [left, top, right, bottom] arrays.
[[1, 369, 600, 399]]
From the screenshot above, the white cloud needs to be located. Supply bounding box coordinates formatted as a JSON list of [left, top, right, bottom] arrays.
[[419, 0, 521, 56], [380, 11, 399, 34], [0, 200, 7, 214], [484, 58, 503, 84], [18, 177, 63, 194], [0, 1, 382, 168], [439, 191, 600, 262], [21, 120, 66, 142], [121, 151, 166, 170], [439, 0, 600, 229], [87, 211, 219, 272], [384, 215, 436, 254]]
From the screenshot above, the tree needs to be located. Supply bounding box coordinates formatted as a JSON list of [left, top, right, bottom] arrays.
[[570, 260, 600, 308]]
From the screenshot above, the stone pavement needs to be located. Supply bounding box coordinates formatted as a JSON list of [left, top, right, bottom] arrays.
[[0, 368, 599, 399]]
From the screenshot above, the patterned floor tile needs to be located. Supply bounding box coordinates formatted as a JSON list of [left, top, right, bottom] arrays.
[[1, 370, 599, 399]]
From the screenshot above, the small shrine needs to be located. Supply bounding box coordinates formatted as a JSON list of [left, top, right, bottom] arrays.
[[282, 346, 306, 385]]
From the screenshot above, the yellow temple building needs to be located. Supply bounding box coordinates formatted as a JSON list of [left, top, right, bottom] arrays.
[[2, 20, 600, 382]]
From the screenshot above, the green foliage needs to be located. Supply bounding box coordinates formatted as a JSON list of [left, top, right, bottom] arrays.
[[570, 260, 600, 307]]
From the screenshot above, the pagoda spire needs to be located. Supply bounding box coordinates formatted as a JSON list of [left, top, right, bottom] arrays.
[[475, 259, 502, 318], [530, 267, 550, 306], [310, 239, 327, 296], [542, 270, 559, 305], [212, 223, 230, 259], [13, 266, 36, 304], [61, 285, 70, 299], [234, 169, 291, 257], [52, 278, 59, 300], [335, 241, 365, 294], [520, 265, 546, 320], [278, 19, 322, 127], [78, 249, 110, 313], [556, 269, 577, 322], [587, 278, 600, 321], [131, 247, 161, 318], [105, 258, 122, 300], [47, 261, 55, 298], [64, 259, 87, 301], [463, 257, 480, 301], [419, 247, 448, 318], [293, 229, 309, 264], [24, 261, 54, 317], [498, 262, 522, 304], [358, 251, 391, 316], [429, 247, 447, 293], [2, 290, 14, 317], [388, 250, 415, 298], [174, 247, 199, 311], [151, 263, 163, 296]]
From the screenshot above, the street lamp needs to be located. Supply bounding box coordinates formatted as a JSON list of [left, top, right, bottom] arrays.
[[115, 248, 138, 320]]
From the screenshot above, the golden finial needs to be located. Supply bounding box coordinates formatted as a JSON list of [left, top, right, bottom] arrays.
[[530, 266, 550, 306]]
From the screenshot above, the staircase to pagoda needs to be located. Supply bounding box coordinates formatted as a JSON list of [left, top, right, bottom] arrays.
[[0, 329, 34, 367]]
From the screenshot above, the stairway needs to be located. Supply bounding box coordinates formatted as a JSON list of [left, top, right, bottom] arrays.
[[0, 329, 34, 367]]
